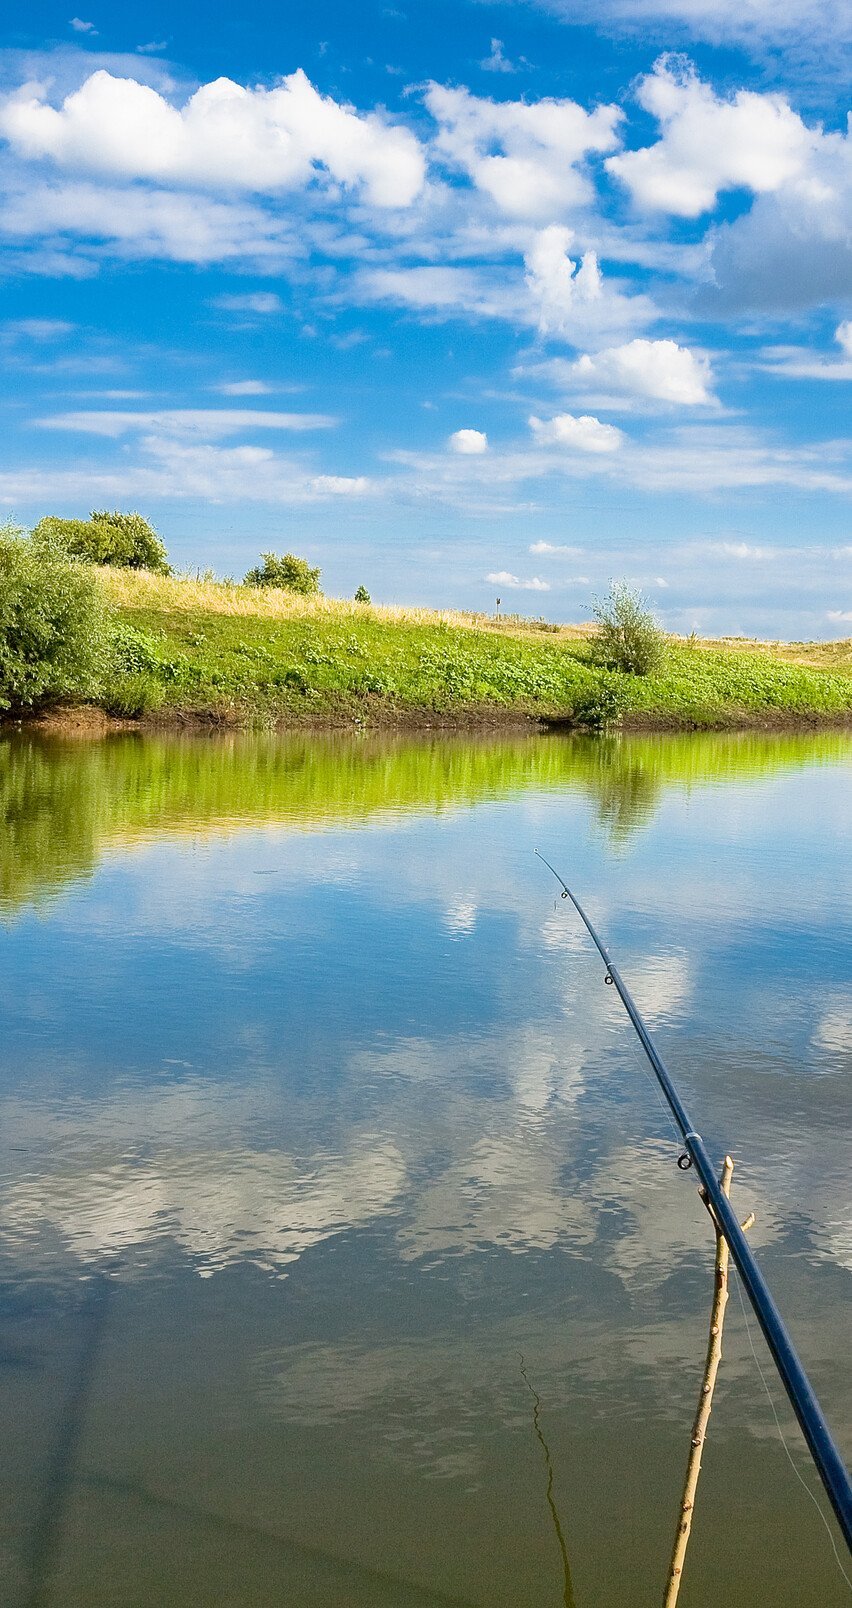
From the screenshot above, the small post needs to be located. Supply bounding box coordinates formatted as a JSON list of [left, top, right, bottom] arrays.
[[663, 1155, 749, 1608]]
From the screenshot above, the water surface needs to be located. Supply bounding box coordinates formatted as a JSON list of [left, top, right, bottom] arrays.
[[0, 728, 850, 1607]]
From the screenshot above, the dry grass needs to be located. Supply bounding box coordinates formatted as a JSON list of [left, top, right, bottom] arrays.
[[100, 570, 851, 668], [687, 634, 852, 671], [100, 568, 592, 640]]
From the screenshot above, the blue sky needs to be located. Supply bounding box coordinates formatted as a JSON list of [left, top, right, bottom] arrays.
[[0, 1, 850, 636]]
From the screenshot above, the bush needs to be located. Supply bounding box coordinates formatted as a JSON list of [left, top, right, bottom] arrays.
[[354, 585, 371, 604], [590, 582, 666, 677], [32, 510, 170, 573], [244, 552, 321, 594], [0, 526, 109, 711], [570, 677, 627, 730], [101, 672, 164, 718]]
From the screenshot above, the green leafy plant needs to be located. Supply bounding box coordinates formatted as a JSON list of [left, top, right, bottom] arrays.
[[570, 677, 628, 730], [33, 511, 170, 573], [354, 585, 371, 604], [101, 672, 165, 718], [0, 525, 109, 711], [244, 552, 321, 594], [590, 582, 666, 677]]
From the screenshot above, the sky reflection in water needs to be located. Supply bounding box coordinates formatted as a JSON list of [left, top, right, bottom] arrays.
[[0, 729, 850, 1607]]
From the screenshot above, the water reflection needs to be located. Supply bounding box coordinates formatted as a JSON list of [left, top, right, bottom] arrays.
[[0, 727, 849, 1606], [2, 726, 850, 911]]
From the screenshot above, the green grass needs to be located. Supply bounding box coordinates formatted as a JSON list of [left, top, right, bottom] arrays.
[[89, 570, 852, 730]]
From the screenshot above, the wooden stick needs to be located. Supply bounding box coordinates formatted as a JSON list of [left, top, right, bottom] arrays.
[[663, 1155, 744, 1608]]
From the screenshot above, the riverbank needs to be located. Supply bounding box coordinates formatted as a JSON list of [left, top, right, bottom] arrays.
[[13, 569, 852, 732]]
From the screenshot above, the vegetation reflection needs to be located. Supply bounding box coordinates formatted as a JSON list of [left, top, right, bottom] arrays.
[[1, 727, 849, 911]]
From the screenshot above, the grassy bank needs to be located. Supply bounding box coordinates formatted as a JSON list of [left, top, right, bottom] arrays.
[[28, 569, 852, 730]]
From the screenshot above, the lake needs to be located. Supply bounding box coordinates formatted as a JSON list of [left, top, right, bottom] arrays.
[[0, 727, 849, 1607]]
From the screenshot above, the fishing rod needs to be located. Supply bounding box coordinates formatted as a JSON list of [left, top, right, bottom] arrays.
[[536, 851, 852, 1554]]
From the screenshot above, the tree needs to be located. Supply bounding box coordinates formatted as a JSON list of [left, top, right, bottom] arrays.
[[0, 525, 109, 711], [590, 581, 666, 676], [32, 510, 170, 573], [244, 552, 321, 594], [354, 585, 371, 603]]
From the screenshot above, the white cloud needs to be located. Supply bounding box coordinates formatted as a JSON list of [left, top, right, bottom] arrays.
[[360, 264, 525, 323], [0, 436, 375, 506], [0, 68, 426, 207], [712, 540, 776, 558], [523, 225, 653, 342], [479, 39, 518, 74], [486, 570, 550, 590], [449, 428, 488, 454], [827, 609, 852, 623], [567, 338, 715, 405], [425, 82, 621, 220], [529, 411, 623, 452], [212, 292, 283, 314], [2, 317, 74, 340], [757, 341, 852, 381], [69, 18, 97, 34], [214, 379, 273, 395], [1, 181, 298, 266], [837, 321, 852, 358], [531, 0, 852, 55], [607, 56, 815, 217], [136, 41, 168, 55], [34, 407, 336, 438], [530, 541, 583, 554]]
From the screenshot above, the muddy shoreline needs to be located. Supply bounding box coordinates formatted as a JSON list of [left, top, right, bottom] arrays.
[[4, 702, 852, 740]]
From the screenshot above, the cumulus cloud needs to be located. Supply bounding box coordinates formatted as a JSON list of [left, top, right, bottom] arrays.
[[486, 570, 550, 590], [569, 338, 714, 404], [34, 407, 336, 438], [449, 428, 488, 454], [0, 68, 426, 207], [530, 541, 583, 554], [523, 225, 653, 341], [425, 82, 621, 220], [529, 411, 624, 451], [607, 56, 815, 217]]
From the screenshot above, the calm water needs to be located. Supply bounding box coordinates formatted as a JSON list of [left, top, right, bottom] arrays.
[[0, 728, 850, 1608]]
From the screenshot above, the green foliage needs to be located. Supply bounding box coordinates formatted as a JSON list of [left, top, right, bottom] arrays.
[[33, 511, 170, 573], [570, 677, 628, 730], [590, 582, 667, 677], [354, 585, 371, 604], [87, 585, 852, 730], [0, 526, 109, 712], [244, 552, 321, 594], [101, 672, 165, 718]]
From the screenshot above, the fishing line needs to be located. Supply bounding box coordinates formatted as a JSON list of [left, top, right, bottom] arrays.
[[731, 1267, 852, 1596]]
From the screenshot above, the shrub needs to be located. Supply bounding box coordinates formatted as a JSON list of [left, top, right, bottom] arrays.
[[33, 510, 170, 573], [590, 582, 666, 677], [101, 672, 164, 718], [0, 525, 109, 711], [354, 585, 371, 604], [244, 552, 321, 594], [570, 677, 628, 730]]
